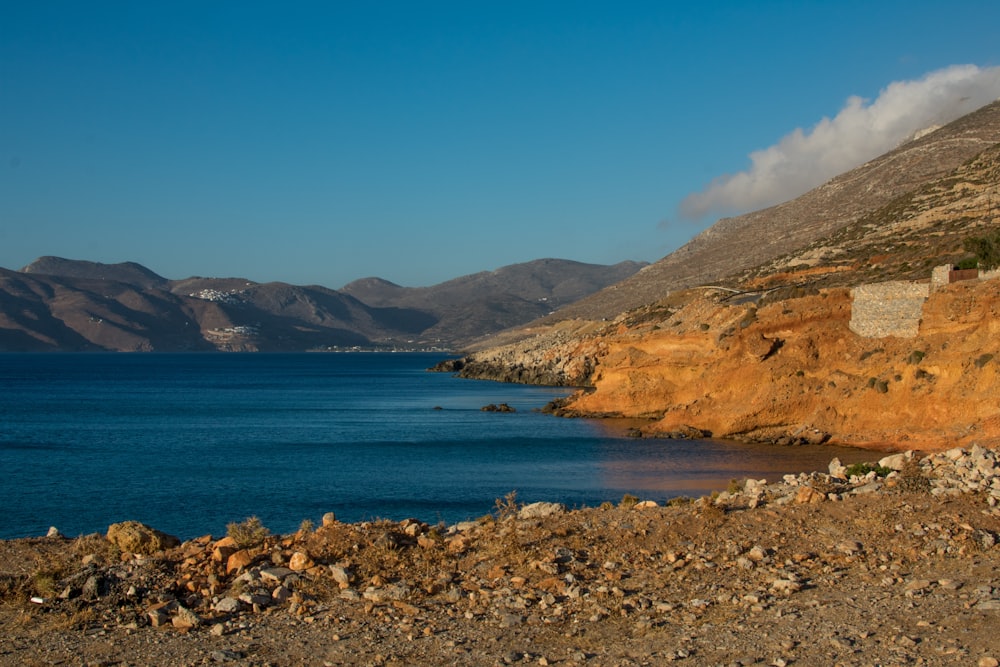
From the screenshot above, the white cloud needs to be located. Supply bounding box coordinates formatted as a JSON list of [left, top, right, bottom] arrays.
[[679, 64, 1000, 221]]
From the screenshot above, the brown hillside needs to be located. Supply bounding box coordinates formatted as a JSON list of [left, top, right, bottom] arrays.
[[532, 100, 1000, 324]]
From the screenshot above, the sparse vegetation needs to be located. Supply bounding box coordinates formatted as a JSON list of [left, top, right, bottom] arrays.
[[844, 462, 893, 478], [963, 230, 1000, 269], [619, 493, 640, 508], [493, 490, 520, 521], [226, 516, 271, 548]]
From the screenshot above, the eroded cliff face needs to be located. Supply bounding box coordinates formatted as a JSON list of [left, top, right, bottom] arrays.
[[570, 279, 1000, 451], [456, 279, 1000, 452]]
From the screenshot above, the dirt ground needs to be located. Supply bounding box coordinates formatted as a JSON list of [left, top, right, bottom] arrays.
[[2, 471, 999, 667]]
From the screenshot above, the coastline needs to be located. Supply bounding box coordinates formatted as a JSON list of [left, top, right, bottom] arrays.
[[2, 446, 999, 665]]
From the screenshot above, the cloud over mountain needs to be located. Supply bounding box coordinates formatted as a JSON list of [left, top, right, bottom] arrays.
[[679, 64, 1000, 221]]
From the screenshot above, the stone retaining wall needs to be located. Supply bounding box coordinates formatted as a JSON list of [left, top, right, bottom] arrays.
[[849, 281, 930, 338]]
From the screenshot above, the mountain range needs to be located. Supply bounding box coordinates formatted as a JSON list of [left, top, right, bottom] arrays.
[[0, 257, 644, 352]]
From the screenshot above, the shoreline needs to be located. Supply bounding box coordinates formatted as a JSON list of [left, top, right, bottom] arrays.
[[2, 446, 999, 665]]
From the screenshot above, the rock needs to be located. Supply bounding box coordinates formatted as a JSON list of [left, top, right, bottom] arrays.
[[272, 585, 291, 603], [518, 502, 566, 520], [836, 540, 864, 555], [146, 600, 176, 627], [322, 512, 337, 527], [879, 452, 913, 470], [794, 486, 825, 504], [226, 549, 254, 574], [481, 402, 516, 412], [447, 535, 471, 553], [213, 597, 242, 613], [828, 458, 847, 479], [81, 575, 102, 600], [260, 567, 294, 583], [239, 591, 272, 607], [46, 526, 61, 538], [288, 551, 315, 571], [106, 521, 180, 555], [172, 605, 201, 629], [330, 565, 354, 587]]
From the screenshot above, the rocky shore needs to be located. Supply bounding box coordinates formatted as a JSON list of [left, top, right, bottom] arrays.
[[2, 446, 999, 666], [439, 279, 1000, 452]]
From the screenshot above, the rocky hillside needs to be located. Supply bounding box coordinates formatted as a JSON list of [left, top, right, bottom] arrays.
[[0, 258, 644, 352], [440, 102, 1000, 452], [528, 100, 1000, 324]]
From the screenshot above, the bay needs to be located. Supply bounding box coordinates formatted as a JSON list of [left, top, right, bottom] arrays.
[[0, 353, 866, 540]]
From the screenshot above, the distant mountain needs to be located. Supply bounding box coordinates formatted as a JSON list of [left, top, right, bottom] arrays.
[[342, 259, 647, 343], [536, 100, 1000, 324], [21, 256, 168, 289], [0, 257, 645, 352]]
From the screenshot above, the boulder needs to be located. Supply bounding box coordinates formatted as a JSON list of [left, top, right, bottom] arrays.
[[518, 502, 566, 520], [226, 549, 254, 574], [106, 521, 180, 555], [878, 451, 913, 470], [794, 486, 826, 504], [288, 551, 315, 571]]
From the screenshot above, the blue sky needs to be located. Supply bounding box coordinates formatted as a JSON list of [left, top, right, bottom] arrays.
[[2, 1, 999, 288]]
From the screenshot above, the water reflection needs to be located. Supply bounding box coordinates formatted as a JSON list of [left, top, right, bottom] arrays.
[[594, 433, 872, 499]]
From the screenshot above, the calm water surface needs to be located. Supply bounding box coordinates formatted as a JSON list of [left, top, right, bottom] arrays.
[[0, 353, 868, 539]]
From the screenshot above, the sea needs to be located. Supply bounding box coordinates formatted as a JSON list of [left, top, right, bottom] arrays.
[[0, 352, 869, 541]]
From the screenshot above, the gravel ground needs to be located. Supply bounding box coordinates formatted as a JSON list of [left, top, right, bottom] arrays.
[[2, 449, 999, 667]]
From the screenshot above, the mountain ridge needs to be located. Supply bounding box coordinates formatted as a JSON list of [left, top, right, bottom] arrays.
[[522, 99, 1000, 327], [0, 257, 645, 352]]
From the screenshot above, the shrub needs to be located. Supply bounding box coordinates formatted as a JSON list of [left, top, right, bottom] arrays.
[[226, 516, 271, 548], [844, 462, 893, 479], [493, 490, 519, 521], [619, 493, 640, 508], [963, 231, 1000, 270], [894, 460, 931, 494]]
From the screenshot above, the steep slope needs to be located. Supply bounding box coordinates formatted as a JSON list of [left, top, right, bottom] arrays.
[[0, 268, 211, 351], [551, 279, 1000, 451], [441, 127, 1000, 451], [537, 100, 1000, 324]]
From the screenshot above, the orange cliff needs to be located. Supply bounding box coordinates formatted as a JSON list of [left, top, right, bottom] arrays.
[[555, 278, 1000, 452]]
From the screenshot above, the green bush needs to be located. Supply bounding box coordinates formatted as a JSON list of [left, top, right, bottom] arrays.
[[844, 462, 893, 478], [963, 232, 1000, 270]]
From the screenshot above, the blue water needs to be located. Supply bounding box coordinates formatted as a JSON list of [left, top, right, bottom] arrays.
[[0, 353, 866, 540]]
